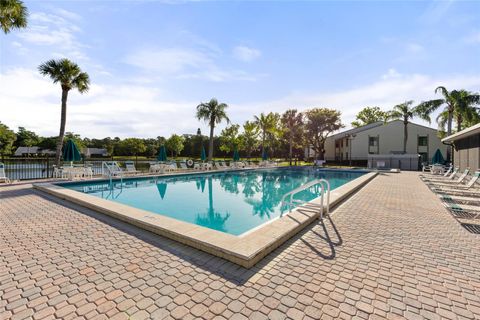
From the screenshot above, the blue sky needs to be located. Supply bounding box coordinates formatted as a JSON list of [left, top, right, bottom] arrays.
[[1, 0, 480, 138]]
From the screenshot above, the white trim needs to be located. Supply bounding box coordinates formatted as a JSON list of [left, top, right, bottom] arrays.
[[442, 123, 480, 143]]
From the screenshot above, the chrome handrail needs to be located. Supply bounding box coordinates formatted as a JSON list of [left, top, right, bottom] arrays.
[[280, 179, 330, 219]]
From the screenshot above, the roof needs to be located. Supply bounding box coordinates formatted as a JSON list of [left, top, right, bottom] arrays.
[[329, 120, 439, 140], [14, 147, 56, 156], [83, 148, 108, 155], [442, 123, 480, 143], [329, 121, 384, 139]]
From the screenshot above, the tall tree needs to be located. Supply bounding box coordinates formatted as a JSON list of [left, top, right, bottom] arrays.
[[417, 87, 480, 159], [219, 124, 240, 155], [165, 134, 185, 157], [389, 101, 426, 154], [39, 59, 90, 166], [351, 106, 388, 127], [0, 122, 16, 155], [254, 112, 280, 157], [281, 109, 304, 165], [196, 98, 229, 162], [0, 0, 28, 34], [305, 108, 344, 160], [240, 121, 259, 158], [117, 138, 146, 156], [15, 127, 41, 148]]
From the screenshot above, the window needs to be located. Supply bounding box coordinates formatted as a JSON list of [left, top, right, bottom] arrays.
[[369, 137, 378, 147], [418, 136, 428, 147]]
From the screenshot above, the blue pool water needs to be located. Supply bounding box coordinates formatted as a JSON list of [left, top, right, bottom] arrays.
[[62, 167, 366, 235]]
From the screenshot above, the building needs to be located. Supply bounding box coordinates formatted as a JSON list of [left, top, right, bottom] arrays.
[[442, 123, 480, 171], [82, 148, 109, 157], [14, 147, 56, 157], [306, 120, 447, 164]]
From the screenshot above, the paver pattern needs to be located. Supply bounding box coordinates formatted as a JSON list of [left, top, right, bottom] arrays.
[[1, 172, 479, 320]]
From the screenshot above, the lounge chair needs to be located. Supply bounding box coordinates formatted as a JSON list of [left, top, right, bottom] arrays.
[[439, 194, 480, 206], [443, 201, 480, 220], [0, 162, 11, 184], [426, 168, 469, 186], [421, 167, 459, 182], [179, 162, 192, 170], [125, 161, 141, 175], [429, 169, 476, 189]]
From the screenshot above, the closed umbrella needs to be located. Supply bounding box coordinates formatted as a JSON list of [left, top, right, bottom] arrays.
[[62, 139, 82, 165], [233, 149, 240, 162], [262, 148, 268, 161], [200, 145, 207, 162], [158, 145, 167, 162], [432, 149, 444, 164]]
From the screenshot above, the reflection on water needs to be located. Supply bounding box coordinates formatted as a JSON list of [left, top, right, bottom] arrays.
[[65, 167, 366, 235]]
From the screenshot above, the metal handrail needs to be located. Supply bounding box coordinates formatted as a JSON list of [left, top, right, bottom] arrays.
[[102, 161, 124, 186], [280, 179, 330, 219]]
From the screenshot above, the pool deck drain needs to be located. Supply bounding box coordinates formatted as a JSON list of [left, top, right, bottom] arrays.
[[33, 171, 377, 268]]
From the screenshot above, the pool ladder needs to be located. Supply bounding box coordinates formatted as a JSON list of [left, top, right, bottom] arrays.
[[102, 162, 123, 187], [280, 179, 330, 220]]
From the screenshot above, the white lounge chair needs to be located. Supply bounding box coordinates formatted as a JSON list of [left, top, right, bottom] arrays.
[[125, 161, 141, 175], [432, 171, 480, 192], [429, 168, 472, 188], [422, 167, 459, 182], [0, 162, 11, 183]]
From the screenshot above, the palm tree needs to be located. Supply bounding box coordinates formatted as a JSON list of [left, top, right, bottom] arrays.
[[281, 109, 304, 165], [389, 101, 426, 154], [38, 59, 90, 166], [418, 86, 480, 135], [254, 112, 279, 157], [196, 98, 229, 162], [0, 0, 28, 34], [417, 87, 480, 160]]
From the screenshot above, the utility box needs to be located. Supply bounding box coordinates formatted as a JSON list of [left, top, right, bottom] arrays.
[[368, 154, 421, 171]]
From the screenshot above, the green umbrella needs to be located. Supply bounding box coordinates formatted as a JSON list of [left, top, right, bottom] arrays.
[[200, 146, 207, 162], [233, 149, 240, 162], [262, 148, 268, 161], [158, 145, 167, 162], [432, 149, 444, 164], [62, 139, 82, 163]]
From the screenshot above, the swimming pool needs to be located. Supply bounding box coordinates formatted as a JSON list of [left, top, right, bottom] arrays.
[[62, 167, 366, 235]]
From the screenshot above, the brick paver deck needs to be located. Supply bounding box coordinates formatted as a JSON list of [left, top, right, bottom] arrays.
[[1, 172, 479, 320]]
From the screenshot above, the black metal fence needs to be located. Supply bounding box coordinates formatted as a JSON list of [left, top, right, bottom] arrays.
[[0, 157, 160, 181]]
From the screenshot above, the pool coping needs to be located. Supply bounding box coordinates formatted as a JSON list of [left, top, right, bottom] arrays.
[[33, 170, 377, 268]]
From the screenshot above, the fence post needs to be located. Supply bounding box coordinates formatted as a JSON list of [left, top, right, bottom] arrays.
[[46, 157, 50, 178]]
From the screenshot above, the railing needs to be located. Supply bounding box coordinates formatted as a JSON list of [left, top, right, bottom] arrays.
[[280, 179, 330, 220]]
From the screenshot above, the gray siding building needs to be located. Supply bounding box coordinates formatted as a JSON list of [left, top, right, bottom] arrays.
[[442, 123, 480, 172]]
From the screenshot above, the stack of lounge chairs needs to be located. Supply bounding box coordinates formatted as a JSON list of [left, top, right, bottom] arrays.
[[421, 167, 480, 222]]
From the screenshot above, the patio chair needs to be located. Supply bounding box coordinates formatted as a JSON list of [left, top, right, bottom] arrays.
[[0, 162, 11, 184], [439, 194, 480, 206], [179, 162, 192, 170], [125, 161, 141, 175]]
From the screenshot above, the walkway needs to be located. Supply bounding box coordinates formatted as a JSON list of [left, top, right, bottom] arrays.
[[1, 172, 479, 319]]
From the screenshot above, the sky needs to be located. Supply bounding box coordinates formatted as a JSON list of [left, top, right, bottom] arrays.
[[1, 0, 480, 139]]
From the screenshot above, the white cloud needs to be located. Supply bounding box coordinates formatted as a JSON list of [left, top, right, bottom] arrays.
[[124, 47, 262, 82], [464, 31, 480, 44], [2, 68, 480, 138], [15, 11, 87, 61], [232, 46, 261, 62], [406, 43, 425, 54]]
